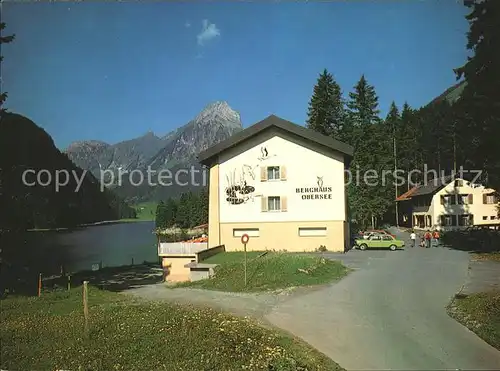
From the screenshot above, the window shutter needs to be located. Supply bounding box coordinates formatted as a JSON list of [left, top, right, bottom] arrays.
[[451, 215, 457, 226], [280, 166, 287, 181], [440, 196, 444, 205], [469, 214, 474, 225], [440, 215, 444, 226], [261, 196, 268, 212], [281, 196, 287, 212], [483, 194, 487, 204], [468, 194, 473, 204], [260, 167, 267, 182]]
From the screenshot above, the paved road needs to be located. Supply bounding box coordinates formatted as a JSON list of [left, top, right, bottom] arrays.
[[126, 229, 500, 370], [266, 229, 500, 370]]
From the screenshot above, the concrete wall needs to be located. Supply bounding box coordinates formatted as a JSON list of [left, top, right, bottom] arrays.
[[207, 127, 348, 252], [433, 180, 499, 227], [219, 220, 345, 252], [196, 244, 225, 262], [412, 178, 500, 230], [218, 128, 346, 223], [161, 256, 196, 282]]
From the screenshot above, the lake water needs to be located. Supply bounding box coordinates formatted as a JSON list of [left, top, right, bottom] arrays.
[[21, 221, 158, 275]]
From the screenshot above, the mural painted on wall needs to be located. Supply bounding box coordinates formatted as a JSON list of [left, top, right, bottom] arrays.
[[224, 146, 274, 205], [257, 146, 276, 162], [225, 166, 261, 205]]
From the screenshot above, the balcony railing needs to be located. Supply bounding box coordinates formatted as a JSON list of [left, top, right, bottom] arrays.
[[158, 242, 208, 255]]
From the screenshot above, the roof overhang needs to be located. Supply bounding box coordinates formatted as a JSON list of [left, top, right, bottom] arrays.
[[198, 114, 354, 167]]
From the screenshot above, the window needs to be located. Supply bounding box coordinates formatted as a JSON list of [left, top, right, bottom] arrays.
[[382, 235, 393, 241], [458, 215, 473, 227], [454, 179, 463, 187], [267, 166, 280, 180], [370, 235, 381, 241], [441, 195, 456, 205], [491, 216, 497, 220], [298, 227, 327, 237], [458, 194, 473, 205], [483, 194, 497, 204], [441, 215, 457, 227], [483, 216, 488, 220], [261, 196, 287, 212], [233, 228, 260, 237], [268, 196, 281, 211], [426, 215, 432, 227]]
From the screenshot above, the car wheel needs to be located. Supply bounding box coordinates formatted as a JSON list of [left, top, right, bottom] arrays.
[[389, 244, 397, 251], [359, 244, 367, 251]]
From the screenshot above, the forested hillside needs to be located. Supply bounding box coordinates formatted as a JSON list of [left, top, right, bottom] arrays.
[[0, 113, 136, 231], [305, 0, 499, 228]]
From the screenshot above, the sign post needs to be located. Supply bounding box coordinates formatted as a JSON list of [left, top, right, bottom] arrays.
[[241, 234, 250, 287]]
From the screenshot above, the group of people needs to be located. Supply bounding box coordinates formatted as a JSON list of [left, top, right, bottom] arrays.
[[409, 229, 440, 248]]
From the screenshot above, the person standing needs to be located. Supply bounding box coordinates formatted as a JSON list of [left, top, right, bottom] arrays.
[[433, 230, 440, 247], [410, 230, 417, 248], [424, 230, 432, 248]]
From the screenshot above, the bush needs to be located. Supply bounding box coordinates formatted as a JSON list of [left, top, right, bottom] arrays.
[[316, 245, 328, 252]]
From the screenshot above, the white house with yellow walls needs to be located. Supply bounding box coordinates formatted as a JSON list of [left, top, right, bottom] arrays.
[[396, 176, 500, 230], [197, 115, 354, 252]]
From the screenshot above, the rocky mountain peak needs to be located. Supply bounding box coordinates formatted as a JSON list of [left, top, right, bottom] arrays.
[[66, 140, 110, 152], [195, 101, 241, 126]]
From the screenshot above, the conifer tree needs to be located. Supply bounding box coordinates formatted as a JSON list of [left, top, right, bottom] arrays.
[[155, 201, 167, 229], [454, 0, 500, 191], [0, 23, 15, 113], [306, 69, 345, 140], [345, 75, 388, 227]]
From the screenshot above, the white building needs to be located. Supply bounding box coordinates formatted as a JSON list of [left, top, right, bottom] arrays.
[[198, 115, 354, 252], [396, 176, 500, 230]]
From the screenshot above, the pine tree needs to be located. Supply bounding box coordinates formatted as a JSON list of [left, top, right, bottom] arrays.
[[199, 187, 209, 225], [0, 23, 15, 113], [155, 201, 167, 229], [454, 0, 500, 191], [164, 197, 178, 227], [176, 193, 190, 229], [345, 75, 388, 227], [306, 69, 345, 139], [347, 74, 381, 127]]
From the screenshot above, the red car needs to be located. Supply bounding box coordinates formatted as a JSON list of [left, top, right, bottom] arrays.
[[366, 229, 396, 238]]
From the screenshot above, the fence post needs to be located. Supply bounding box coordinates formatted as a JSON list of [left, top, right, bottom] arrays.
[[83, 281, 89, 334], [67, 275, 71, 292]]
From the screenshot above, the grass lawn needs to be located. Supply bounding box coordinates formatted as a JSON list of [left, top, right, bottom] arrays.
[[448, 291, 500, 350], [123, 201, 157, 222], [176, 252, 348, 292], [1, 288, 343, 371], [472, 252, 500, 262]]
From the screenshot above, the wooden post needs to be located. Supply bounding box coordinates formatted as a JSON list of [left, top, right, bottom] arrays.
[[131, 257, 134, 266], [244, 242, 247, 287], [83, 281, 89, 334], [37, 273, 42, 297], [67, 275, 71, 291]]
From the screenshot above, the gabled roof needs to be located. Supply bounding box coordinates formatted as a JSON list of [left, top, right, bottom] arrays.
[[395, 186, 418, 201], [395, 175, 455, 201], [198, 115, 354, 166]]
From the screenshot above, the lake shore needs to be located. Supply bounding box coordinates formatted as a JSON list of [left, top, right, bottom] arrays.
[[27, 219, 152, 232]]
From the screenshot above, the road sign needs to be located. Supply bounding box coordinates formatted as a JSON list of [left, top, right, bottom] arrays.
[[241, 234, 249, 287], [241, 234, 250, 244]]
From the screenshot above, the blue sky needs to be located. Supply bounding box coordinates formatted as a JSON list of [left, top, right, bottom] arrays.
[[3, 1, 469, 149]]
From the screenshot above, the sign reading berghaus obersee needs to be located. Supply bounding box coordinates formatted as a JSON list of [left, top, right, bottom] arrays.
[[296, 176, 333, 200]]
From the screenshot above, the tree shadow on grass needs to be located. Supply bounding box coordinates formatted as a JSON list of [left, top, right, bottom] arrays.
[[2, 263, 163, 298]]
